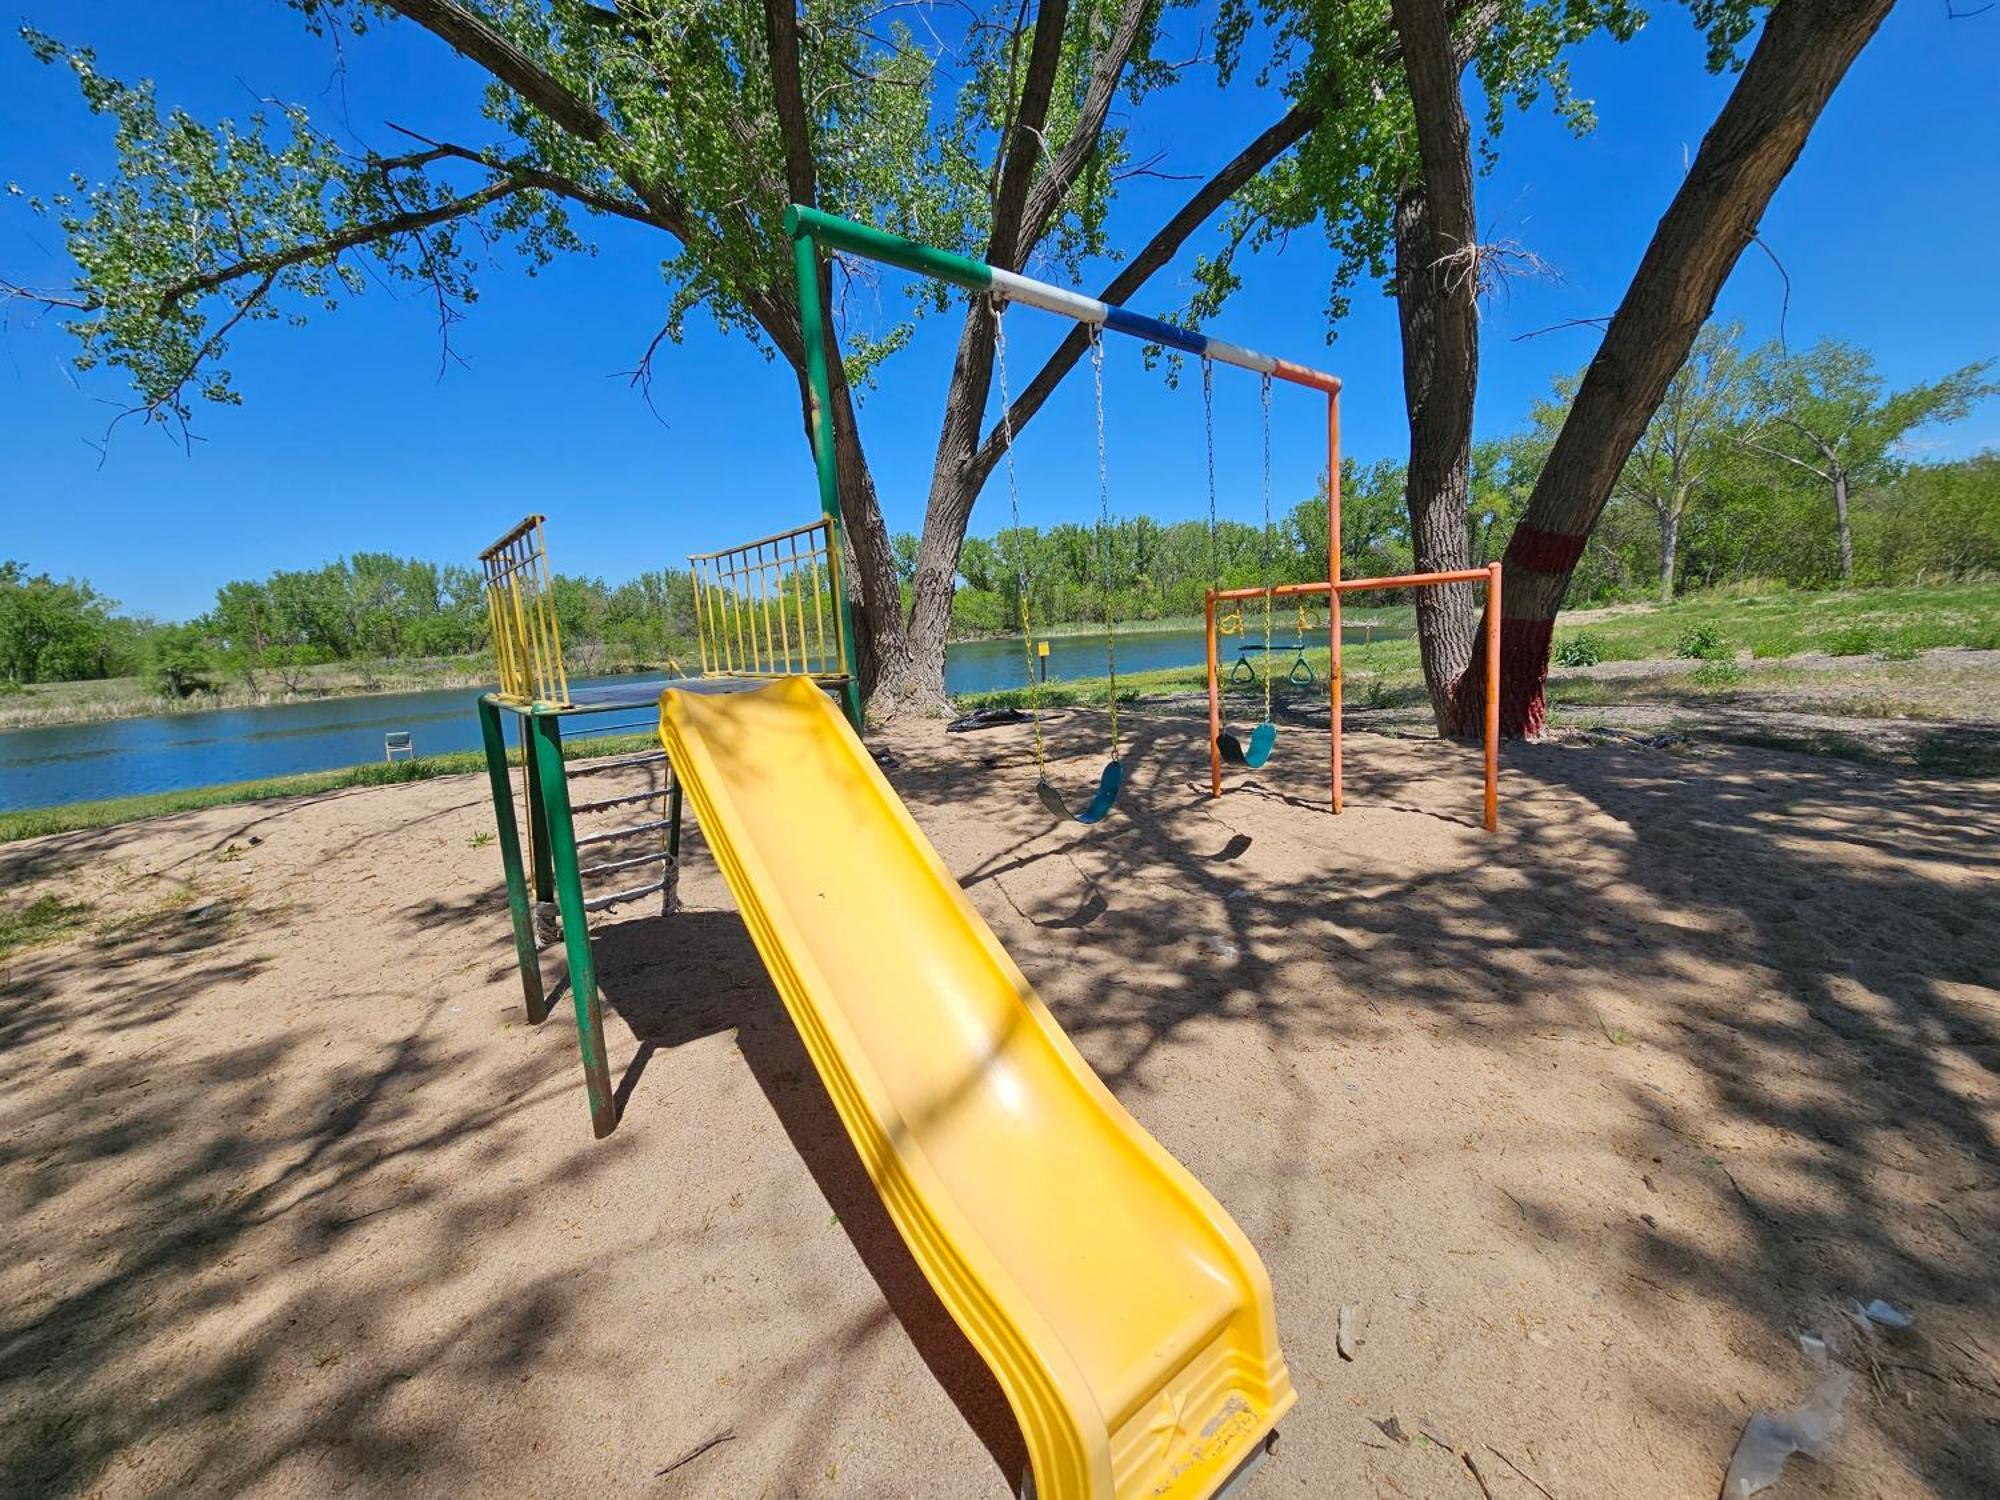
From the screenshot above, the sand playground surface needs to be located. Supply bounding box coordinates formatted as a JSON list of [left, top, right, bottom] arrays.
[[3, 707, 1997, 1498]]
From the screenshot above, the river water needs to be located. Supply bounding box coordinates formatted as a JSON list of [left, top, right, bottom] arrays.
[[1, 622, 1406, 811]]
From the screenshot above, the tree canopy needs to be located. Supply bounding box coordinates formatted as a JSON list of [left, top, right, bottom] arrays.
[[7, 0, 1694, 714]]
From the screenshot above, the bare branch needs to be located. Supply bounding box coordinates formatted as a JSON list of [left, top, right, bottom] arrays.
[[615, 312, 675, 429], [0, 278, 98, 313], [1746, 231, 1791, 353], [1510, 315, 1611, 342]]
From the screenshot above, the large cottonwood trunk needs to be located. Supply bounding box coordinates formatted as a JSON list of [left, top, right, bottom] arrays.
[[1454, 0, 1893, 737], [870, 301, 1006, 718], [1389, 0, 1483, 736], [791, 358, 908, 709]]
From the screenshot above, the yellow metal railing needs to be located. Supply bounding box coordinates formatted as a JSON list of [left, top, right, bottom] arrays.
[[480, 514, 571, 707], [688, 519, 848, 680]]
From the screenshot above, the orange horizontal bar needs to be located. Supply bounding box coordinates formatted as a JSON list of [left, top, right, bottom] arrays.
[[1210, 568, 1492, 605], [1335, 567, 1493, 593], [1271, 363, 1343, 396]]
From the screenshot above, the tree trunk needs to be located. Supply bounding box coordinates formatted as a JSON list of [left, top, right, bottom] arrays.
[[1389, 0, 1483, 736], [1453, 0, 1893, 737], [1394, 188, 1481, 730], [790, 357, 907, 710], [1658, 505, 1680, 601], [1831, 464, 1854, 583], [881, 299, 1007, 716]]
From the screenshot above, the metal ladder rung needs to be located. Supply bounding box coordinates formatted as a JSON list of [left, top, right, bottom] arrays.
[[583, 876, 672, 912], [570, 749, 669, 773], [570, 789, 662, 815], [580, 848, 669, 880], [575, 817, 673, 848]]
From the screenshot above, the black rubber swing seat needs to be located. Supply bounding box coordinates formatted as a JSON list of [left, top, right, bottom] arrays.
[[1217, 721, 1277, 770], [1036, 758, 1125, 825]]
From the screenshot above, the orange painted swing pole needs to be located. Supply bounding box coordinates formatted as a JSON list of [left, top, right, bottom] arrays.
[[1205, 590, 1223, 799], [1327, 391, 1343, 814], [1484, 561, 1501, 832]]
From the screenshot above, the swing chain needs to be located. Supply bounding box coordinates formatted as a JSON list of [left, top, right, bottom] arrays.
[[989, 296, 1049, 777], [1090, 326, 1119, 754], [1259, 370, 1274, 724]]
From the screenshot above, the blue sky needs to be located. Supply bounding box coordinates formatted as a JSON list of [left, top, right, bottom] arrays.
[[2, 2, 1996, 623]]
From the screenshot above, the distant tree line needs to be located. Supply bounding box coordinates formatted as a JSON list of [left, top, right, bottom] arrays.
[[931, 329, 1997, 632], [5, 333, 1993, 696], [0, 553, 701, 694]]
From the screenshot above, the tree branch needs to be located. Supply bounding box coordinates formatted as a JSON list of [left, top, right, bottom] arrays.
[[377, 123, 664, 230], [1018, 0, 1150, 252], [378, 0, 705, 248], [157, 176, 535, 313], [970, 98, 1321, 482], [1739, 431, 1832, 481], [986, 0, 1070, 267], [763, 0, 820, 208], [1768, 410, 1845, 466], [126, 268, 280, 450], [378, 0, 616, 144], [0, 278, 98, 312]]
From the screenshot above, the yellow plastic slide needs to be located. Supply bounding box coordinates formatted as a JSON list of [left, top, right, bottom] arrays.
[[658, 677, 1295, 1499]]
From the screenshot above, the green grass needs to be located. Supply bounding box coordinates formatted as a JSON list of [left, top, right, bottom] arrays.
[[955, 581, 2000, 716], [0, 732, 660, 846], [0, 893, 94, 958], [1567, 581, 2000, 662]]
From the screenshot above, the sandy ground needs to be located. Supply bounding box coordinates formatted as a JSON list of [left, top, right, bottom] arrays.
[[3, 708, 1997, 1499]]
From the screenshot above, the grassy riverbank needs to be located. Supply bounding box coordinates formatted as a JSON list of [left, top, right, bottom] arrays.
[[1, 612, 1418, 730], [8, 583, 1994, 843], [0, 654, 666, 732], [956, 582, 2000, 716], [0, 732, 660, 844]]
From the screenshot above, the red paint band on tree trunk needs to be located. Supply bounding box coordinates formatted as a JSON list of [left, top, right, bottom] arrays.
[[1508, 524, 1590, 574]]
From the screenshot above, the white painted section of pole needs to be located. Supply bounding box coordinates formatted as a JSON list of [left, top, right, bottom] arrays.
[[1202, 337, 1280, 376], [989, 267, 1109, 325]]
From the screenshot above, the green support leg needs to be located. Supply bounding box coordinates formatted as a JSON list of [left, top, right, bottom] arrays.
[[478, 698, 546, 1024], [531, 713, 619, 1139], [522, 717, 556, 908], [665, 770, 685, 912]]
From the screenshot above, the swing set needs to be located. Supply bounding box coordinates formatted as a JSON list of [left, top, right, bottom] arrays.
[[782, 205, 1501, 833]]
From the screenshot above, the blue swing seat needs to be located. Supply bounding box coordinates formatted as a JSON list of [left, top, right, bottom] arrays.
[[1217, 720, 1277, 770], [1036, 758, 1125, 825]]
